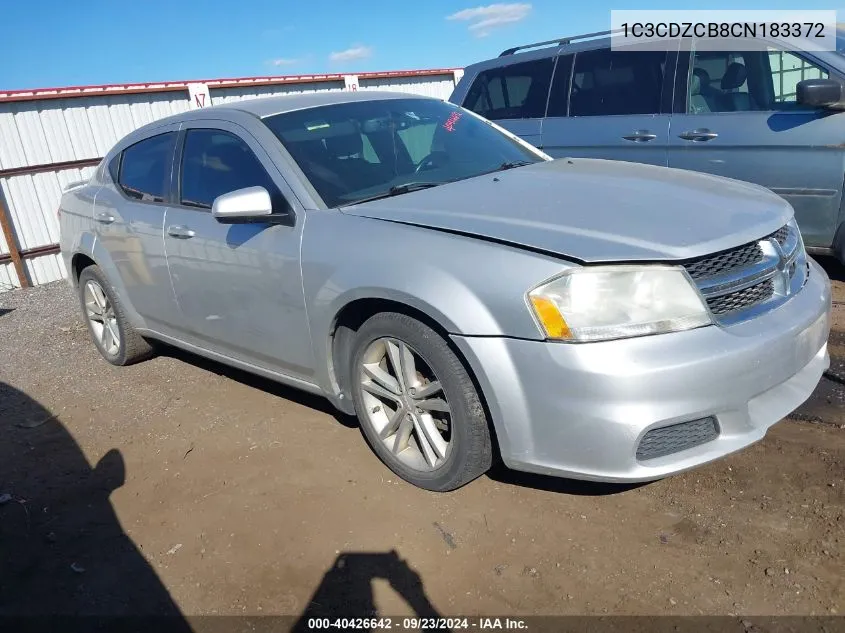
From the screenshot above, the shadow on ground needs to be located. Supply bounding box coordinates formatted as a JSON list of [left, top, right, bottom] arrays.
[[159, 344, 650, 496], [816, 254, 845, 283], [159, 345, 357, 429], [292, 550, 440, 631], [0, 381, 190, 629]]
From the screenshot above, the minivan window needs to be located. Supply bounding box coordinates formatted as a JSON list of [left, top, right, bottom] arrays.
[[569, 49, 666, 117], [180, 129, 277, 209], [688, 48, 828, 113], [117, 132, 176, 203], [569, 48, 666, 116], [262, 98, 542, 207], [463, 58, 554, 120], [546, 55, 574, 117]]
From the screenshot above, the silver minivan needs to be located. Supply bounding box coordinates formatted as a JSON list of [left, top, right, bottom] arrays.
[[450, 30, 845, 262]]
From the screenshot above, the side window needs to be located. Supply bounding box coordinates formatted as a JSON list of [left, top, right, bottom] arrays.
[[108, 155, 120, 184], [769, 48, 828, 106], [463, 58, 554, 120], [569, 49, 666, 117], [118, 132, 176, 202], [688, 48, 829, 114], [180, 129, 277, 209]]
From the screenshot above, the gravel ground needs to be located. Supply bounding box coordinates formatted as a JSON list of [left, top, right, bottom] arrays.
[[0, 265, 843, 622]]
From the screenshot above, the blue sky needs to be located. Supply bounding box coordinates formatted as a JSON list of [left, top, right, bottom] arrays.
[[4, 0, 844, 90]]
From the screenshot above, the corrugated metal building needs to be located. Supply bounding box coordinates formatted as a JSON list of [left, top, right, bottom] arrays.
[[0, 68, 462, 291]]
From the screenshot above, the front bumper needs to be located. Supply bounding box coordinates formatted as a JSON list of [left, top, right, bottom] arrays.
[[452, 258, 831, 482]]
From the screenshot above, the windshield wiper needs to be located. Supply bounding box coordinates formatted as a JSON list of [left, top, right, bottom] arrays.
[[497, 160, 535, 171], [346, 182, 442, 205]]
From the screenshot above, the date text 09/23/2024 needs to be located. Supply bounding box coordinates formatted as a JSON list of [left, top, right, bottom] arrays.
[[306, 617, 528, 629]]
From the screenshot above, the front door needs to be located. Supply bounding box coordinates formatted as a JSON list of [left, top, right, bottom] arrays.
[[163, 122, 314, 380], [94, 128, 182, 330], [668, 42, 845, 249], [541, 47, 673, 165]]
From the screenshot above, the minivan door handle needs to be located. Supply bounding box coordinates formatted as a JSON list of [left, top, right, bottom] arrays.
[[678, 129, 719, 142], [167, 225, 196, 239], [95, 212, 115, 224], [621, 130, 658, 142]]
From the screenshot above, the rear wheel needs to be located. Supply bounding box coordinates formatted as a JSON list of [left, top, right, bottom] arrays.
[[350, 312, 492, 491], [78, 265, 154, 366]]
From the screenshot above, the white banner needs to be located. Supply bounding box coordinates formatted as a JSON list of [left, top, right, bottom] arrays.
[[610, 10, 838, 52]]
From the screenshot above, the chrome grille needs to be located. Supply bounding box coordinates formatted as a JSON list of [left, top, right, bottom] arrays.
[[770, 226, 789, 246], [683, 241, 763, 280], [681, 222, 804, 323], [706, 279, 774, 315]]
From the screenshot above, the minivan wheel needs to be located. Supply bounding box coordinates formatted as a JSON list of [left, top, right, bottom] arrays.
[[77, 265, 154, 366], [350, 312, 492, 491]]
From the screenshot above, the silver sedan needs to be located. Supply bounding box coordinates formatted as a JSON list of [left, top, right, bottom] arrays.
[[59, 92, 830, 490]]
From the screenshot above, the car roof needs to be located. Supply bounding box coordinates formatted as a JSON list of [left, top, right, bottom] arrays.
[[220, 90, 432, 118], [129, 90, 435, 138], [114, 91, 440, 156]]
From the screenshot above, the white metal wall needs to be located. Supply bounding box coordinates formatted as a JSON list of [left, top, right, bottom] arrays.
[[0, 71, 458, 292], [359, 75, 457, 98], [210, 80, 346, 105]]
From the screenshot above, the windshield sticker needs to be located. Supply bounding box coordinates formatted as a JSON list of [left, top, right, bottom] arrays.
[[443, 111, 462, 133]]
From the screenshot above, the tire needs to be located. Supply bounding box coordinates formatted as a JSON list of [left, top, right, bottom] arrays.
[[350, 312, 492, 491], [77, 264, 154, 366]]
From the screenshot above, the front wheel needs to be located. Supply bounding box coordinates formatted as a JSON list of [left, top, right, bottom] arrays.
[[350, 312, 493, 491]]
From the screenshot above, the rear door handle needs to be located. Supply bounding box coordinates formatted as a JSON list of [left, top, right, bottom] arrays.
[[622, 130, 658, 142], [678, 129, 719, 142], [167, 225, 195, 239], [95, 212, 115, 224]]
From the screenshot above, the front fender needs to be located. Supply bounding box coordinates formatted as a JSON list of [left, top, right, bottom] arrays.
[[301, 210, 570, 395]]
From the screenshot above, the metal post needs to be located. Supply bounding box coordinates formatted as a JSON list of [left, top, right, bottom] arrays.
[[0, 195, 28, 288]]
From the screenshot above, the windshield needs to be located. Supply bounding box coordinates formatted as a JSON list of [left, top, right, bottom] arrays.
[[262, 98, 544, 207], [837, 27, 845, 56]]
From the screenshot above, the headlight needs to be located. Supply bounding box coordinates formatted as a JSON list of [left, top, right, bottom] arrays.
[[527, 266, 712, 342]]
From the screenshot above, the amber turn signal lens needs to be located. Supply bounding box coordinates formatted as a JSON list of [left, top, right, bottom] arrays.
[[529, 296, 571, 339]]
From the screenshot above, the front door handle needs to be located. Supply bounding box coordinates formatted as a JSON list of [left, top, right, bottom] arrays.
[[678, 129, 719, 142], [622, 130, 658, 142], [95, 212, 115, 224], [167, 225, 195, 239]]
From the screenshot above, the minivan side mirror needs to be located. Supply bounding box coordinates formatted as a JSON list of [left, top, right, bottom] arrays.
[[797, 78, 845, 109], [212, 186, 278, 222]]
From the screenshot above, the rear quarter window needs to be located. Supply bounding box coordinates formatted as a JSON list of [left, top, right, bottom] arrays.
[[463, 58, 554, 120], [117, 132, 176, 203]]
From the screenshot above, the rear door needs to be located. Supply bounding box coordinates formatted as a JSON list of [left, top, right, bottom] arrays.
[[460, 56, 554, 148], [541, 44, 675, 166], [668, 41, 845, 249], [93, 126, 182, 330]]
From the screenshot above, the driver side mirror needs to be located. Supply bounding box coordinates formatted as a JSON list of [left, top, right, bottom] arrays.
[[797, 78, 845, 109], [212, 186, 288, 223]]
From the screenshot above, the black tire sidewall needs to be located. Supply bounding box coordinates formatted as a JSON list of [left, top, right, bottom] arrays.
[[350, 313, 490, 491]]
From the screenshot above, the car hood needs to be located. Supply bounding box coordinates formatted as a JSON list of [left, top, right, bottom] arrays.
[[339, 158, 793, 262]]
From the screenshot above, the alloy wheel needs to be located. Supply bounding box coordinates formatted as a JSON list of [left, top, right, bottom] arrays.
[[84, 280, 121, 356], [359, 337, 452, 471]]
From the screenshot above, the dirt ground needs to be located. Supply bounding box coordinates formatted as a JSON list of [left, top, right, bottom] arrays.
[[0, 258, 843, 624]]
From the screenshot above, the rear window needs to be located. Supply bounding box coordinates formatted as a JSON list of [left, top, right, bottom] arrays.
[[463, 58, 554, 120], [117, 132, 176, 203]]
